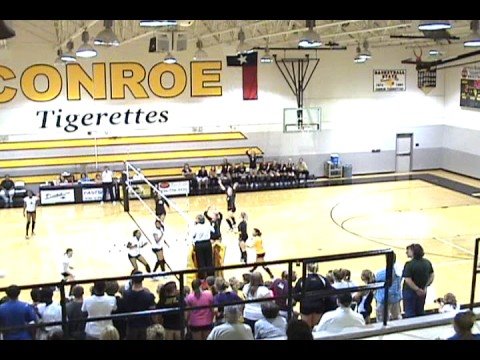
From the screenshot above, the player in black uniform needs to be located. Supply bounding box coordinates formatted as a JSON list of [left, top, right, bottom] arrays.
[[218, 179, 239, 231], [204, 206, 223, 241], [237, 212, 248, 263], [154, 189, 170, 222], [246, 148, 258, 188]]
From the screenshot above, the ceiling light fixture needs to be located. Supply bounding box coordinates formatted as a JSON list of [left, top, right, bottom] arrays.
[[464, 20, 480, 47], [193, 39, 208, 60], [61, 40, 77, 62], [260, 40, 273, 64], [163, 52, 177, 64], [418, 20, 452, 31], [54, 49, 65, 66], [94, 20, 120, 47], [0, 20, 15, 40], [236, 28, 253, 54], [76, 30, 97, 58], [298, 20, 322, 48], [354, 44, 366, 63], [358, 39, 371, 60], [140, 20, 177, 27]]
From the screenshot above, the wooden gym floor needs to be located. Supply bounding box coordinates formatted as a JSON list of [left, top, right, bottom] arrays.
[[1, 169, 479, 310]]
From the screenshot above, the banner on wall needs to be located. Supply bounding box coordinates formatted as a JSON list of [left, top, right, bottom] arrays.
[[81, 187, 103, 202], [156, 180, 190, 197], [460, 67, 480, 109], [40, 188, 75, 205], [373, 69, 406, 92]]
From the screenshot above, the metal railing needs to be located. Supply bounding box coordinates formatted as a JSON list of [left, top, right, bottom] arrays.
[[0, 248, 394, 339], [470, 238, 480, 309]]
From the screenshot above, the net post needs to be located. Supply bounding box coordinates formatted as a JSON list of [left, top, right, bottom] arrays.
[[122, 161, 130, 212]]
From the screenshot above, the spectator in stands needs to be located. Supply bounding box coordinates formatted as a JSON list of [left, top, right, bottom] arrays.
[[208, 166, 218, 190], [186, 278, 214, 340], [342, 269, 356, 288], [286, 319, 313, 340], [0, 174, 15, 208], [313, 293, 366, 333], [254, 302, 287, 339], [182, 163, 197, 194], [47, 329, 64, 340], [99, 325, 120, 340], [402, 244, 434, 318], [197, 166, 209, 193], [157, 281, 185, 340], [437, 293, 460, 314], [146, 324, 165, 340], [66, 285, 87, 340], [271, 270, 297, 319], [296, 158, 309, 183], [332, 269, 348, 289], [0, 285, 37, 340], [448, 310, 480, 340], [354, 270, 376, 323], [122, 271, 156, 340], [106, 280, 125, 340], [375, 253, 403, 322], [82, 280, 117, 339], [37, 287, 62, 340], [293, 263, 336, 328], [229, 277, 246, 301], [78, 172, 92, 183], [207, 305, 253, 340], [242, 272, 273, 331], [213, 277, 242, 325]]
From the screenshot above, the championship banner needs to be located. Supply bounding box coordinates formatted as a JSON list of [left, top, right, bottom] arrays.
[[373, 69, 406, 92], [460, 67, 480, 109]]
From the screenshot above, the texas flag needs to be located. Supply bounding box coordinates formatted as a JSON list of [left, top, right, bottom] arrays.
[[226, 52, 258, 100]]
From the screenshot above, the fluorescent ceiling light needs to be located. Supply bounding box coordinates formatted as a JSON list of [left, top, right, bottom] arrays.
[[94, 20, 120, 46], [76, 30, 97, 58], [418, 20, 452, 31], [163, 52, 177, 64], [140, 20, 177, 27]]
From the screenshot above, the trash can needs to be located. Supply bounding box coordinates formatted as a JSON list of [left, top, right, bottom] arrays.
[[342, 164, 352, 178]]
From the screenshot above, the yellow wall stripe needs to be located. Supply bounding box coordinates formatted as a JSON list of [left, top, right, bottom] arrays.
[[0, 132, 246, 151], [2, 147, 262, 169]]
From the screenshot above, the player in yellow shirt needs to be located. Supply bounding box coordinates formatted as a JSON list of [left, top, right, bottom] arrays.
[[248, 228, 274, 279]]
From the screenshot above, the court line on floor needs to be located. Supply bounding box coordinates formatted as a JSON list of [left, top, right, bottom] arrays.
[[431, 236, 475, 256]]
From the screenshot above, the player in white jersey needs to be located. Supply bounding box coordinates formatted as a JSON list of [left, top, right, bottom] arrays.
[[61, 248, 75, 296], [152, 220, 166, 273], [126, 230, 151, 275], [23, 190, 39, 239]]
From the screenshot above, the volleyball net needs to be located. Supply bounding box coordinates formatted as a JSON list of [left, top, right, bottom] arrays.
[[122, 161, 194, 272]]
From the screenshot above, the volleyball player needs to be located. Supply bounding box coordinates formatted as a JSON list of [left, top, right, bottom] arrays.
[[248, 229, 274, 279], [246, 149, 258, 188], [218, 179, 239, 231], [152, 220, 166, 273], [237, 212, 248, 264], [61, 248, 75, 296], [126, 230, 151, 275], [154, 190, 170, 222], [23, 190, 39, 239]]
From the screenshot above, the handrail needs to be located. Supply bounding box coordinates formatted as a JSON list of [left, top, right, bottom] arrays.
[[0, 248, 395, 339]]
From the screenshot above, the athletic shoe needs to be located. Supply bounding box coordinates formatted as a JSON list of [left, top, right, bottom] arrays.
[[113, 201, 117, 205], [100, 201, 104, 205], [25, 235, 29, 240]]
